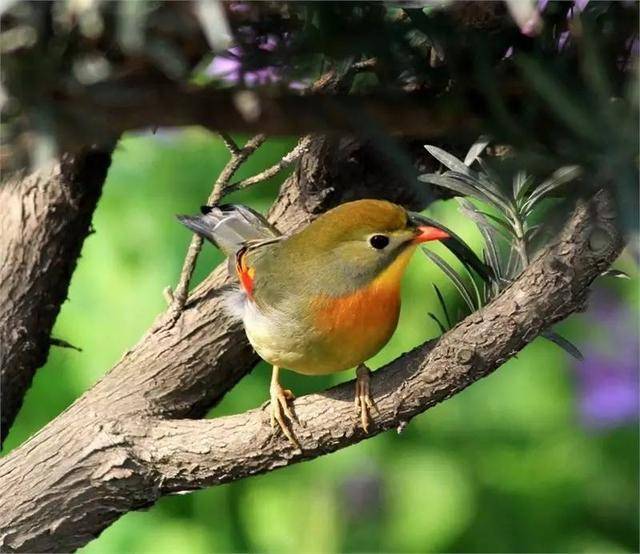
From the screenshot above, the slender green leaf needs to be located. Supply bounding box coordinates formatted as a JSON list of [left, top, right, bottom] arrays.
[[482, 254, 490, 301], [474, 158, 517, 208], [460, 204, 512, 244], [523, 165, 582, 213], [418, 173, 487, 202], [428, 313, 447, 335], [525, 224, 543, 242], [513, 171, 535, 202], [421, 142, 512, 212], [477, 211, 516, 239], [424, 145, 471, 175], [457, 199, 503, 281], [601, 268, 631, 279], [542, 330, 584, 360], [433, 283, 452, 329], [422, 247, 477, 313], [447, 171, 512, 212], [463, 261, 483, 311], [505, 243, 522, 280], [464, 136, 490, 166]]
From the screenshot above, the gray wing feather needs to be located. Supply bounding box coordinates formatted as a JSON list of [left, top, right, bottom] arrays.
[[177, 204, 281, 257]]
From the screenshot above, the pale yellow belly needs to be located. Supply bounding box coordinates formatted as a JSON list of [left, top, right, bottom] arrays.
[[244, 245, 414, 375], [243, 282, 401, 375]]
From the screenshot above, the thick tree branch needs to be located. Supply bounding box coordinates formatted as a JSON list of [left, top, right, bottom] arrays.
[[0, 135, 428, 552], [0, 181, 620, 553], [141, 192, 621, 493], [52, 84, 493, 151], [0, 148, 112, 444]]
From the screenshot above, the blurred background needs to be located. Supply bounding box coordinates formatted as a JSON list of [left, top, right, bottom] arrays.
[[2, 129, 638, 553], [1, 0, 639, 552]]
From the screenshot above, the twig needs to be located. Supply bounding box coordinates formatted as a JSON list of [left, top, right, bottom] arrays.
[[165, 133, 266, 323], [218, 131, 240, 156], [226, 136, 312, 193], [49, 337, 82, 352]]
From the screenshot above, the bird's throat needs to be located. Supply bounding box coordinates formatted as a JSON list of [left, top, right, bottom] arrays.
[[309, 245, 415, 364]]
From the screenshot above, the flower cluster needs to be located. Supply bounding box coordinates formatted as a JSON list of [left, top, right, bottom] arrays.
[[575, 290, 639, 430]]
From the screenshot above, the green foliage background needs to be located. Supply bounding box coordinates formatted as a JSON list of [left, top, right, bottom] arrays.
[[2, 131, 638, 553]]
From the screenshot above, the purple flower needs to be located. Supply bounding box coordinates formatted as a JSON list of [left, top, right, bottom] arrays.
[[207, 46, 282, 86], [205, 33, 307, 89], [574, 291, 640, 429]]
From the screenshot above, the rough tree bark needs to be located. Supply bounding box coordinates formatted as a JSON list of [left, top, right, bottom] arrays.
[[0, 148, 113, 445], [0, 135, 429, 551], [0, 136, 620, 552], [54, 84, 491, 149]]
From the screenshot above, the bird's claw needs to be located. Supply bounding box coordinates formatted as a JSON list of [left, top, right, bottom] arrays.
[[354, 364, 378, 433], [269, 383, 300, 449]]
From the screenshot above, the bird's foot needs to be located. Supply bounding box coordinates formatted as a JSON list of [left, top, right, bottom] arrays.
[[269, 380, 300, 449], [354, 364, 378, 433]]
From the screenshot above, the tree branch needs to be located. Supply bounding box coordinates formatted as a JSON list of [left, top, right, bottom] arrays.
[[0, 187, 620, 552], [226, 136, 312, 193], [142, 192, 621, 493], [51, 83, 493, 151], [0, 135, 431, 552], [0, 148, 112, 445], [165, 133, 267, 320]]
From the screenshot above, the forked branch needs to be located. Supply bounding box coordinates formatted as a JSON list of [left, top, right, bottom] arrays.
[[132, 192, 623, 490], [0, 189, 621, 553], [165, 133, 267, 320]]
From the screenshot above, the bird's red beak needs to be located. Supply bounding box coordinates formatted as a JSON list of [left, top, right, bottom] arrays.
[[413, 225, 450, 244]]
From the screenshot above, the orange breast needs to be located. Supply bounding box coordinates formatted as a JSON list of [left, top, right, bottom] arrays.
[[308, 247, 415, 372]]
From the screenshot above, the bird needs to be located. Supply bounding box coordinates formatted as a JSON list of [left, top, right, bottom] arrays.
[[177, 199, 490, 447]]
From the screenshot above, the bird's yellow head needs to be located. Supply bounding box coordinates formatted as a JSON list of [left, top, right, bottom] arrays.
[[282, 199, 449, 296]]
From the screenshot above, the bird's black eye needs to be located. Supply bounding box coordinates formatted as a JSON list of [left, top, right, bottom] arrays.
[[369, 234, 390, 249]]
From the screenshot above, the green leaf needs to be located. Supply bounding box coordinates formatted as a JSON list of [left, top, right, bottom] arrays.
[[424, 145, 471, 175], [422, 247, 477, 313], [541, 330, 583, 361], [463, 261, 484, 311], [457, 199, 503, 281], [476, 210, 515, 240], [428, 313, 447, 335], [421, 142, 512, 213], [525, 224, 543, 242], [433, 283, 452, 329], [505, 243, 522, 280], [418, 173, 487, 203], [512, 171, 534, 202], [447, 171, 512, 213], [464, 136, 490, 166], [523, 165, 582, 214], [600, 268, 630, 279]]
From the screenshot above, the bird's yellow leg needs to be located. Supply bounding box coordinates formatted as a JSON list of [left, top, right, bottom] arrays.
[[354, 364, 378, 433], [269, 366, 300, 448]]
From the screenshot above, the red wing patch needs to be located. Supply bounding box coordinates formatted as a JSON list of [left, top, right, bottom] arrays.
[[235, 246, 255, 298]]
